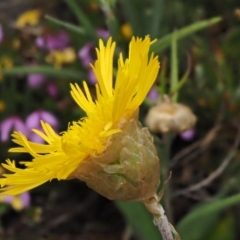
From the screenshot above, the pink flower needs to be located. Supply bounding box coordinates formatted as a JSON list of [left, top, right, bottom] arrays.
[[3, 192, 31, 211], [27, 73, 46, 88], [78, 29, 109, 84], [0, 24, 3, 43], [0, 116, 28, 142], [26, 110, 59, 143], [96, 29, 110, 39], [46, 82, 59, 97], [35, 31, 70, 51], [180, 128, 196, 141], [88, 69, 97, 84], [78, 43, 94, 68], [147, 87, 159, 102]]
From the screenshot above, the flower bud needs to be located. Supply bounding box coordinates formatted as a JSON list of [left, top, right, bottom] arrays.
[[70, 113, 160, 202], [145, 100, 197, 133]]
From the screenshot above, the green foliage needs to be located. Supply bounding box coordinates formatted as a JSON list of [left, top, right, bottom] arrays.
[[116, 201, 161, 240]]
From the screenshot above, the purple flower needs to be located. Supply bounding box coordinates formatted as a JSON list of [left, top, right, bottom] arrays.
[[0, 116, 28, 142], [0, 24, 3, 43], [180, 128, 196, 141], [35, 31, 70, 51], [88, 70, 97, 84], [26, 110, 59, 143], [96, 29, 110, 39], [46, 83, 59, 97], [4, 192, 31, 211], [78, 43, 94, 68], [78, 29, 109, 84], [27, 73, 46, 89], [147, 87, 159, 102], [35, 36, 45, 48]]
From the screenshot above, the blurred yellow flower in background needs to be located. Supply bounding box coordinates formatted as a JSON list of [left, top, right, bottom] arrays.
[[0, 100, 5, 112], [16, 9, 42, 28], [0, 56, 13, 81], [121, 23, 133, 39], [46, 47, 77, 68]]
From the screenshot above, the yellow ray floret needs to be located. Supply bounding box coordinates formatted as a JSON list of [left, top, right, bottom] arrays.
[[0, 36, 160, 196]]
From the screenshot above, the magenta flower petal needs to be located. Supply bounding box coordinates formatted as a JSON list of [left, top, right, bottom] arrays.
[[14, 118, 29, 136], [78, 43, 94, 67], [40, 110, 59, 127], [147, 87, 159, 102], [36, 31, 70, 50], [27, 73, 46, 89], [28, 131, 45, 143], [88, 70, 97, 84], [35, 36, 45, 48], [0, 118, 14, 142], [0, 24, 3, 43], [180, 128, 196, 141], [26, 110, 59, 142], [4, 196, 14, 204], [96, 29, 110, 39], [46, 83, 59, 97], [0, 117, 27, 142], [26, 111, 41, 129], [19, 192, 31, 208]]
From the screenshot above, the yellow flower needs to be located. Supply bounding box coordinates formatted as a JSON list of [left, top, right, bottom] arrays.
[[0, 100, 5, 112], [16, 9, 42, 28], [0, 55, 14, 81], [121, 23, 133, 39], [46, 47, 76, 68], [1, 56, 13, 69], [0, 36, 160, 196]]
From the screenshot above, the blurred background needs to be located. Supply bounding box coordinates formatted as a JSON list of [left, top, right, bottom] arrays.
[[0, 0, 240, 239]]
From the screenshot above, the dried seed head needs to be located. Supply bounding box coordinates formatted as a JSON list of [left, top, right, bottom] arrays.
[[70, 113, 160, 202], [145, 101, 197, 133]]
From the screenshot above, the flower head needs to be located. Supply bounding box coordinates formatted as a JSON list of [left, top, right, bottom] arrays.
[[145, 99, 197, 133], [0, 36, 160, 200]]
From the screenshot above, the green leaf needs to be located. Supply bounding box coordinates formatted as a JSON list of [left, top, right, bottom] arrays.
[[45, 15, 85, 35], [119, 0, 148, 37], [2, 66, 84, 81], [96, 0, 119, 40], [116, 201, 161, 240], [151, 16, 222, 54], [206, 213, 235, 240], [177, 193, 240, 240], [149, 0, 164, 38], [64, 0, 97, 39], [170, 30, 178, 102]]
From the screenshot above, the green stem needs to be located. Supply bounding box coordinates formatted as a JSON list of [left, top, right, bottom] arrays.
[[98, 0, 119, 40], [162, 133, 173, 222], [64, 0, 97, 40]]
